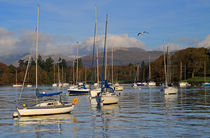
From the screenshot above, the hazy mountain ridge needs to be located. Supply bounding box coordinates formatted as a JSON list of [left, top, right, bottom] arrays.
[[1, 47, 162, 67], [82, 47, 162, 67]]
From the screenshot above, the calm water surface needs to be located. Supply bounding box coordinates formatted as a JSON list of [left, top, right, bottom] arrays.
[[0, 85, 210, 137]]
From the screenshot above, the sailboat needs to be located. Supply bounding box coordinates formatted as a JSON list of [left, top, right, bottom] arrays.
[[179, 62, 190, 87], [96, 15, 119, 105], [90, 6, 101, 98], [13, 70, 23, 87], [26, 57, 32, 88], [14, 5, 77, 117], [202, 61, 210, 87], [147, 56, 156, 87], [52, 64, 57, 87], [111, 48, 124, 91], [26, 71, 32, 88], [68, 42, 90, 95], [161, 45, 178, 95]]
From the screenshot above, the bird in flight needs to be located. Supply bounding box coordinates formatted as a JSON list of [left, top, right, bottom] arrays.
[[137, 31, 149, 36]]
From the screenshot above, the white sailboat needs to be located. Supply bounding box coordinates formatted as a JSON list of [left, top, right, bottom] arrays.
[[202, 61, 210, 87], [90, 6, 101, 98], [14, 5, 77, 117], [161, 45, 178, 95], [111, 47, 123, 91], [26, 66, 32, 88], [52, 64, 57, 87], [179, 62, 191, 87], [68, 42, 90, 95], [26, 73, 32, 88], [13, 70, 23, 87], [132, 65, 139, 88], [96, 15, 119, 105], [147, 56, 156, 87]]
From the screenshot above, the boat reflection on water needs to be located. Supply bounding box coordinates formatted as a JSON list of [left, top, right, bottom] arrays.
[[164, 94, 178, 105], [14, 113, 78, 134], [90, 98, 119, 113], [90, 98, 98, 109], [101, 104, 119, 111], [164, 94, 178, 111]]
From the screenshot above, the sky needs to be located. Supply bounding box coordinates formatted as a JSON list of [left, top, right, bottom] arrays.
[[0, 0, 210, 57]]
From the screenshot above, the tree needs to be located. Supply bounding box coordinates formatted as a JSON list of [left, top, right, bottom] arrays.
[[45, 57, 54, 72], [37, 55, 44, 69], [74, 58, 83, 69], [141, 61, 145, 81], [8, 64, 16, 73], [18, 59, 25, 67]]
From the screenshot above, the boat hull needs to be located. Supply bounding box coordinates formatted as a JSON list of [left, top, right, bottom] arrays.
[[90, 88, 101, 98], [13, 84, 23, 87], [179, 82, 191, 87], [202, 83, 210, 87], [148, 81, 156, 86], [68, 89, 90, 95], [115, 86, 124, 91], [17, 104, 74, 116], [97, 93, 119, 105], [164, 87, 178, 95], [101, 95, 119, 105]]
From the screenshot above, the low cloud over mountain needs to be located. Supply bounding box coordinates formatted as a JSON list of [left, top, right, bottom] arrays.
[[0, 27, 210, 65]]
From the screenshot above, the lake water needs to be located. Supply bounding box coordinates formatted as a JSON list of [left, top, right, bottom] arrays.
[[0, 85, 210, 137]]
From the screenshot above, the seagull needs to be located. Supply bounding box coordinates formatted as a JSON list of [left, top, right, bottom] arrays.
[[137, 31, 149, 36]]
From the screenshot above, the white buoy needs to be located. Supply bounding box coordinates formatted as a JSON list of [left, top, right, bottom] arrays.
[[13, 112, 19, 118]]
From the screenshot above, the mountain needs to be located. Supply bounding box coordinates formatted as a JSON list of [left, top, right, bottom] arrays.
[[2, 47, 162, 67], [82, 47, 163, 67], [0, 53, 29, 65], [12, 53, 76, 67]]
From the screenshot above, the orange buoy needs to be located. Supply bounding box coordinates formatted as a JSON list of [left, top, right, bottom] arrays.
[[72, 98, 78, 105]]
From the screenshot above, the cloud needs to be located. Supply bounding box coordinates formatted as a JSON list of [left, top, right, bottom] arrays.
[[170, 36, 199, 46], [153, 43, 185, 52], [198, 34, 210, 48], [0, 27, 19, 56], [0, 27, 145, 57], [152, 36, 201, 52], [77, 34, 145, 56]]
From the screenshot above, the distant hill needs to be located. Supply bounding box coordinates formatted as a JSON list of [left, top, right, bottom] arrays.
[[82, 47, 163, 67], [0, 53, 29, 65], [12, 53, 76, 67], [1, 47, 162, 67]]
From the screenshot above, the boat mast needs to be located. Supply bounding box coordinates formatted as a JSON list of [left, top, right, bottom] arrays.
[[95, 6, 99, 86], [204, 61, 206, 82], [58, 63, 60, 86], [104, 15, 108, 80], [35, 5, 40, 89], [101, 14, 108, 92], [112, 47, 114, 84], [90, 6, 97, 85], [164, 44, 168, 87], [62, 65, 63, 85], [54, 64, 55, 84], [148, 56, 151, 81], [180, 61, 182, 81], [16, 69, 18, 84], [76, 42, 79, 84], [72, 61, 74, 83]]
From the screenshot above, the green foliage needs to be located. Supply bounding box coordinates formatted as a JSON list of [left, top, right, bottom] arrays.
[[74, 58, 83, 69], [18, 59, 25, 67], [0, 47, 210, 85]]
